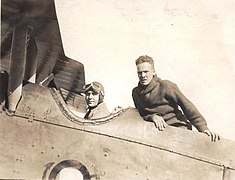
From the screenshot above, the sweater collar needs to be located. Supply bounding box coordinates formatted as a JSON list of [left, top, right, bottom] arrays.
[[138, 76, 161, 95], [85, 102, 107, 119]]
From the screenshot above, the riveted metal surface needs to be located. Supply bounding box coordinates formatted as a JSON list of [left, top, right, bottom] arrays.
[[0, 84, 235, 179], [14, 84, 235, 170], [0, 113, 226, 179]]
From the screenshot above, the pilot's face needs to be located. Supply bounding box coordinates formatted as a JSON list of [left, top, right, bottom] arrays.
[[137, 62, 155, 86], [85, 90, 99, 107]]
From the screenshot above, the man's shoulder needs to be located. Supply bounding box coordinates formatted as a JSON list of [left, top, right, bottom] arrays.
[[94, 102, 110, 116], [99, 102, 109, 109], [160, 79, 177, 88], [158, 80, 179, 96], [132, 86, 138, 93]]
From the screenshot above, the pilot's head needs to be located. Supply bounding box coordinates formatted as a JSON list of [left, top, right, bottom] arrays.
[[84, 81, 105, 108], [135, 55, 155, 86]]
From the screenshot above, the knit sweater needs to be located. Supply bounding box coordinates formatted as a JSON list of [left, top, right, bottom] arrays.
[[132, 76, 209, 132]]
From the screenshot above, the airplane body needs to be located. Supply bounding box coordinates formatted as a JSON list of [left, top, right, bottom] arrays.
[[1, 0, 235, 179], [0, 83, 235, 179]]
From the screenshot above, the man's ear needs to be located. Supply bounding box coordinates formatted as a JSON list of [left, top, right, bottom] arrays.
[[153, 69, 156, 75]]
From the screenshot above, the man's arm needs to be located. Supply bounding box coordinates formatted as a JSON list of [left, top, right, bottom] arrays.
[[132, 88, 167, 131], [166, 82, 208, 132], [166, 82, 220, 141]]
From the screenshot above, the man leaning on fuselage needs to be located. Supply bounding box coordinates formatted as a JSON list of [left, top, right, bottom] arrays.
[[132, 55, 220, 142]]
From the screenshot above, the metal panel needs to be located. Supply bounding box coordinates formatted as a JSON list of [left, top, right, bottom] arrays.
[[223, 168, 235, 180], [1, 83, 235, 179], [13, 83, 235, 170], [0, 114, 225, 179]]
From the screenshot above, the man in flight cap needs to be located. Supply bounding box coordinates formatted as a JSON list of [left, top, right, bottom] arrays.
[[84, 81, 110, 119]]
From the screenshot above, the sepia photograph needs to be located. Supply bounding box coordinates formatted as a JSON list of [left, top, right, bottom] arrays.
[[1, 0, 235, 179]]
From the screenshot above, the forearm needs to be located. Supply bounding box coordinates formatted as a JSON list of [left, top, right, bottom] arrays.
[[174, 88, 209, 132], [143, 113, 162, 122]]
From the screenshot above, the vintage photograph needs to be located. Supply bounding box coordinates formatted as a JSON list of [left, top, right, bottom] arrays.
[[1, 0, 235, 179]]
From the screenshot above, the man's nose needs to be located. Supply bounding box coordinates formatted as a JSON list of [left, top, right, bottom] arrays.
[[87, 94, 93, 98], [140, 72, 145, 77]]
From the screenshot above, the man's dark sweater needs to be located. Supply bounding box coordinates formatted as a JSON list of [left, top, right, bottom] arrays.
[[132, 76, 209, 132]]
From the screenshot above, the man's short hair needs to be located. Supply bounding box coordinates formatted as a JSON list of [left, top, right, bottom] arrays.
[[135, 55, 154, 67]]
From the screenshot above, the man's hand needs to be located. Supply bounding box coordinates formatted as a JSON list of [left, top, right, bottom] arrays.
[[203, 130, 221, 142], [152, 115, 167, 131]]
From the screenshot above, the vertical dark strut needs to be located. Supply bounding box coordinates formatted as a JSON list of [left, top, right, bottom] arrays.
[[8, 24, 28, 112], [24, 31, 37, 83]]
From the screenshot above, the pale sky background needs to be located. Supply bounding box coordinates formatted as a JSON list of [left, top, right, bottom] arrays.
[[55, 0, 235, 141]]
